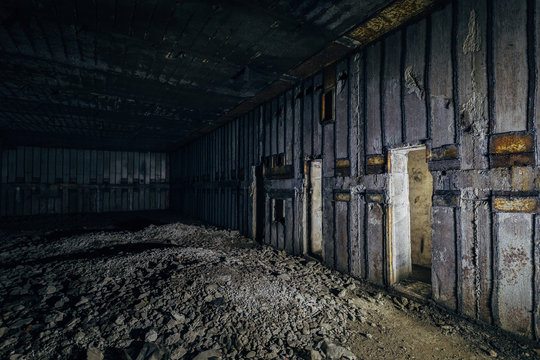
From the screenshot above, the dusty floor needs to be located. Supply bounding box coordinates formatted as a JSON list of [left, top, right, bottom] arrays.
[[0, 213, 538, 360]]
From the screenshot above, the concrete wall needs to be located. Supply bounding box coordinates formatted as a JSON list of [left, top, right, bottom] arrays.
[[408, 149, 432, 268], [0, 146, 169, 216], [171, 0, 540, 340]]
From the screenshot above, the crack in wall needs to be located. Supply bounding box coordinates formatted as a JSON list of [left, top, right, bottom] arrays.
[[460, 9, 487, 169], [472, 199, 481, 320]]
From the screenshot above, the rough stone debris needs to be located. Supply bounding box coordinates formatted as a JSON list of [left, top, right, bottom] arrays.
[[0, 218, 538, 359]]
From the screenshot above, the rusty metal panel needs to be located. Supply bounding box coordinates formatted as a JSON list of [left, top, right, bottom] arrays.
[[427, 145, 458, 161], [493, 197, 538, 213], [489, 133, 535, 167], [348, 0, 435, 46], [432, 206, 457, 310], [366, 154, 386, 174], [494, 213, 533, 337], [335, 159, 351, 177], [367, 202, 385, 285], [334, 191, 351, 202], [490, 133, 534, 155], [490, 152, 535, 168]]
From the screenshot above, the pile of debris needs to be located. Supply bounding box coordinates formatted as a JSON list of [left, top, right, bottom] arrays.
[[0, 221, 535, 359]]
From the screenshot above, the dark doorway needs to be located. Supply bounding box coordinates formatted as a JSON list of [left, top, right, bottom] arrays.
[[254, 165, 265, 243]]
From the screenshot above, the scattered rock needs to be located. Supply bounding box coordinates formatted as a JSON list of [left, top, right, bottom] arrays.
[[487, 349, 498, 358], [0, 220, 530, 360], [145, 330, 158, 343], [192, 349, 222, 360], [308, 349, 322, 360], [170, 347, 187, 360], [86, 347, 103, 360]]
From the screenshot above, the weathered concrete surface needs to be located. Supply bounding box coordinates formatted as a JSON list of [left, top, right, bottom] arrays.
[[432, 206, 456, 311], [495, 213, 534, 337], [408, 149, 432, 268]]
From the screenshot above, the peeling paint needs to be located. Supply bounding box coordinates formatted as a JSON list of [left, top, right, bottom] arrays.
[[404, 66, 424, 100], [463, 10, 480, 54], [490, 134, 534, 155]]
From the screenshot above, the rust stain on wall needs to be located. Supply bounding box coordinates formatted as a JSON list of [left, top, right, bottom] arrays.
[[348, 0, 434, 45], [428, 145, 458, 161], [367, 193, 384, 203], [493, 197, 538, 213], [336, 159, 350, 168], [335, 192, 351, 202], [490, 133, 533, 155], [367, 155, 385, 165]]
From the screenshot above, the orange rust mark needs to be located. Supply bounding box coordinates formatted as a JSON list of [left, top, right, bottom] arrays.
[[490, 134, 533, 155], [493, 198, 537, 213], [368, 194, 384, 203], [367, 155, 385, 166], [348, 0, 434, 45], [335, 193, 351, 202], [428, 146, 458, 161], [336, 159, 350, 168]]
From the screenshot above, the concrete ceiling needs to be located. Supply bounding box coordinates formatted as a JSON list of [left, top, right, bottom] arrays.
[[0, 0, 400, 151]]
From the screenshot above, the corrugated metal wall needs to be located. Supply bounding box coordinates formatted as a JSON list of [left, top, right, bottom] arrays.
[[174, 0, 540, 340], [0, 146, 169, 216]]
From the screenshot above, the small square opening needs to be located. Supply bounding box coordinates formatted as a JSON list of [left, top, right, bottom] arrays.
[[321, 90, 334, 123], [273, 198, 285, 223]]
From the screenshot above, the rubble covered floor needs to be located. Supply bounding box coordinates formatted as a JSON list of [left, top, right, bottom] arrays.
[[0, 213, 537, 359]]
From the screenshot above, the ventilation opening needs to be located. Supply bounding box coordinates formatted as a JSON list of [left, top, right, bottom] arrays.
[[388, 145, 433, 298], [272, 198, 285, 224]]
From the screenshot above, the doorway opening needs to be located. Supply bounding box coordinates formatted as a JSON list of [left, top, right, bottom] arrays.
[[305, 160, 323, 259], [388, 145, 433, 298], [253, 165, 265, 243]]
